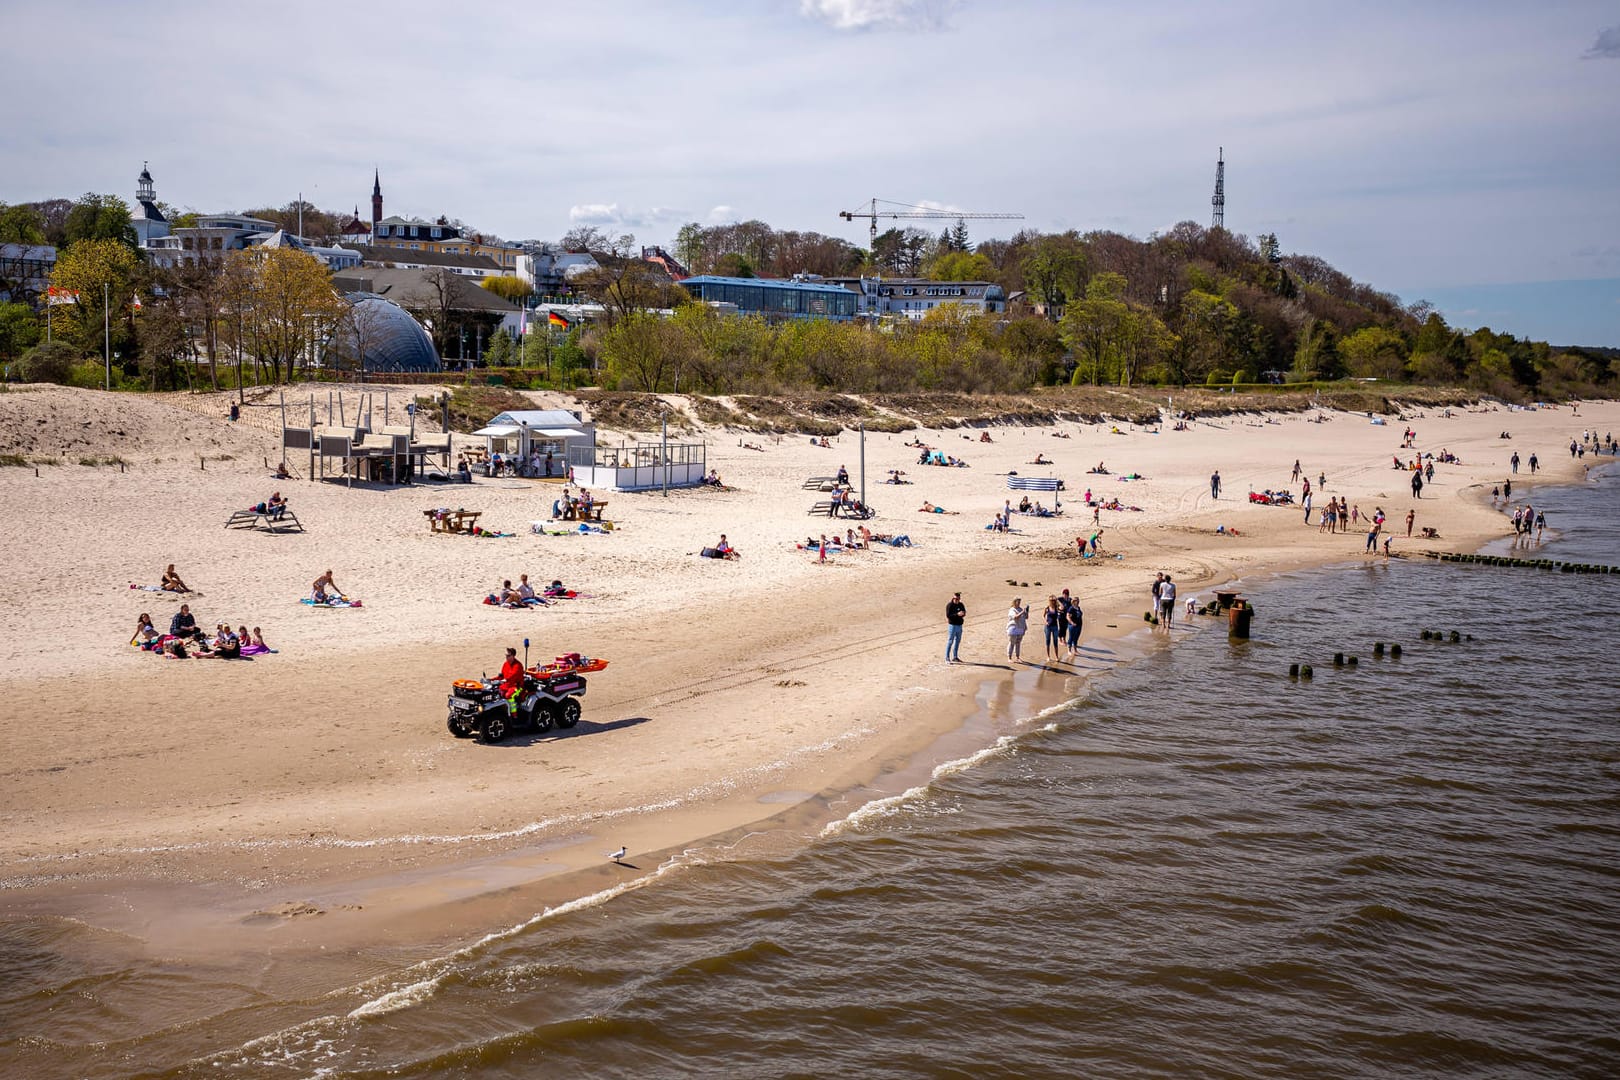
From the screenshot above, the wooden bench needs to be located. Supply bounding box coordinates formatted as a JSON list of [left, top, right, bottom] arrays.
[[809, 501, 838, 517], [425, 509, 482, 534], [802, 476, 837, 490]]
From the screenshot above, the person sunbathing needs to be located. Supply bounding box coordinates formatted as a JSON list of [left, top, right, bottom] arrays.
[[273, 461, 292, 480], [161, 564, 191, 593], [979, 431, 993, 443], [1018, 496, 1033, 512], [1030, 454, 1050, 465], [918, 502, 957, 514], [132, 613, 159, 649], [499, 579, 524, 607], [1088, 463, 1109, 474]]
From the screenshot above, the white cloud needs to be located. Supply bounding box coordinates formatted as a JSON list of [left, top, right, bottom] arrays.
[[569, 203, 622, 225], [568, 202, 687, 230], [799, 0, 960, 32], [1583, 25, 1620, 59], [708, 205, 738, 223]]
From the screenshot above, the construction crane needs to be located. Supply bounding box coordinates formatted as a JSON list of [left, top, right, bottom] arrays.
[[839, 197, 1024, 246]]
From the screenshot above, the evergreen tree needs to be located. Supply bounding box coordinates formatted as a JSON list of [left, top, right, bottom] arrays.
[[951, 218, 970, 253]]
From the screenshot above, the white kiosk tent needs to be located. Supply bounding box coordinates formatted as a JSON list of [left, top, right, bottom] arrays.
[[568, 441, 707, 492], [471, 409, 595, 477]]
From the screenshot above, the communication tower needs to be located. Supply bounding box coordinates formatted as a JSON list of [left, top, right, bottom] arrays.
[[1211, 148, 1226, 230]]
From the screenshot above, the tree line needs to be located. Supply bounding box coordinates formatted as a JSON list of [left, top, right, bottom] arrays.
[[4, 191, 1614, 400]]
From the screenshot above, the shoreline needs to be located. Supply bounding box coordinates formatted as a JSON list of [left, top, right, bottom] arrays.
[[2, 389, 1612, 986]]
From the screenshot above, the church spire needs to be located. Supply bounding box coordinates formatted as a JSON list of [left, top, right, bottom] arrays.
[[371, 169, 383, 228]]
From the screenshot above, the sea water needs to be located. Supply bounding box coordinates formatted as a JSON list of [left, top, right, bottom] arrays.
[[4, 467, 1617, 1078]]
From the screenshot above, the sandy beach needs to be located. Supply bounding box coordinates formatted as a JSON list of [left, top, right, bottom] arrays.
[[1, 383, 1612, 968]]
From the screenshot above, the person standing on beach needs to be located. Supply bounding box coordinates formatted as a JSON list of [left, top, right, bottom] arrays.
[[1511, 452, 1520, 474], [1302, 490, 1313, 524], [1529, 452, 1538, 473], [1411, 471, 1423, 499], [1043, 597, 1063, 660], [1210, 470, 1221, 500], [1504, 477, 1513, 499], [1406, 509, 1416, 537], [1006, 598, 1029, 662], [1365, 523, 1380, 553], [1292, 459, 1302, 483], [945, 592, 966, 663], [1065, 595, 1083, 658], [1159, 575, 1177, 629]]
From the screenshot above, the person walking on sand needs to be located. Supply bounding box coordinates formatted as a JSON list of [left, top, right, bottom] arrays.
[[1006, 597, 1029, 662], [1043, 597, 1063, 660], [945, 591, 966, 663], [1210, 470, 1221, 500], [1411, 470, 1424, 499], [1292, 459, 1302, 483], [1511, 451, 1520, 474]]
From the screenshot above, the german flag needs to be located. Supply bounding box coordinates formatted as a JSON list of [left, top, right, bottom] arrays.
[[547, 311, 571, 330]]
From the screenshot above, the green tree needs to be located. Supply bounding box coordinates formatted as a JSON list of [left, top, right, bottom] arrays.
[[227, 246, 342, 383], [1339, 325, 1409, 380], [925, 251, 995, 281], [48, 238, 141, 356], [0, 202, 47, 244], [1020, 233, 1087, 321], [713, 252, 755, 277], [950, 218, 970, 253], [63, 193, 138, 249], [481, 276, 532, 303], [484, 329, 515, 366], [1293, 319, 1344, 380], [1175, 289, 1239, 384], [1062, 273, 1130, 384], [0, 301, 42, 363]]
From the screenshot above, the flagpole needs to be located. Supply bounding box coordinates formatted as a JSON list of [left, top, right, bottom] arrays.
[[103, 282, 111, 390]]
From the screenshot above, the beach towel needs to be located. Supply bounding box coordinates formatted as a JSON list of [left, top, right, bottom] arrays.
[[240, 643, 276, 655], [301, 597, 363, 608]]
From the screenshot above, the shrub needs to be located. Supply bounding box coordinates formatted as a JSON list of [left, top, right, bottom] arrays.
[[16, 341, 82, 384]]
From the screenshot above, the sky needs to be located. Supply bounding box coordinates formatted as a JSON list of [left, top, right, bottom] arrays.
[[2, 0, 1618, 345]]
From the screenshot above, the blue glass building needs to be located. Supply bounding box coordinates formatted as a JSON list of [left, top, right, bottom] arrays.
[[678, 275, 857, 321]]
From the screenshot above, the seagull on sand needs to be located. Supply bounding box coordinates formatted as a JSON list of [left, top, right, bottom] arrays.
[[608, 846, 627, 864]]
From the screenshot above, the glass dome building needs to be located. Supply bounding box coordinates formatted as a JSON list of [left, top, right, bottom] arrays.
[[331, 292, 441, 372]]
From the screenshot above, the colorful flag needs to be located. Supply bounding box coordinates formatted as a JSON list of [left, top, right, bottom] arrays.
[[46, 286, 79, 305], [547, 311, 571, 330]]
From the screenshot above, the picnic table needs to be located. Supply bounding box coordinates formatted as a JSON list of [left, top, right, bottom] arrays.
[[426, 509, 482, 534], [557, 501, 608, 522]]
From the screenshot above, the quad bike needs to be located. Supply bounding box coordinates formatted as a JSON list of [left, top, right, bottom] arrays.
[[446, 651, 609, 743]]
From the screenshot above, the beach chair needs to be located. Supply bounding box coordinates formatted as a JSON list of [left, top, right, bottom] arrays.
[[225, 509, 263, 529], [802, 476, 837, 490], [265, 509, 304, 533]]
